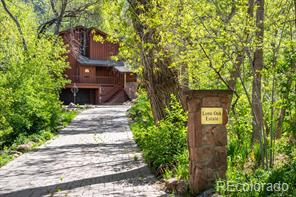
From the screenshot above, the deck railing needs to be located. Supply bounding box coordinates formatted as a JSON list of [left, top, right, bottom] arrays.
[[67, 75, 116, 85]]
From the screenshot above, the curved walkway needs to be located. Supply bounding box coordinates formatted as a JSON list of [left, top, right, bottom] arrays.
[[0, 106, 166, 197]]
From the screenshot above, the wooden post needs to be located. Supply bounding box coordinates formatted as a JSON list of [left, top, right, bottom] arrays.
[[124, 73, 127, 88], [99, 85, 102, 104], [183, 90, 233, 195]]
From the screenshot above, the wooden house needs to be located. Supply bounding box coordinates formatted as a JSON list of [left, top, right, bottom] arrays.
[[59, 26, 137, 105]]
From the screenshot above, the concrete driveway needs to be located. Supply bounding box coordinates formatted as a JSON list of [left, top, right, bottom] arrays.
[[0, 105, 166, 197]]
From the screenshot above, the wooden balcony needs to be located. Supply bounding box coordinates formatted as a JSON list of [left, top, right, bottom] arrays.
[[66, 75, 118, 85]]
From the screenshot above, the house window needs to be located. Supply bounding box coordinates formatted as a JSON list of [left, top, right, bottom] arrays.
[[85, 68, 90, 73]]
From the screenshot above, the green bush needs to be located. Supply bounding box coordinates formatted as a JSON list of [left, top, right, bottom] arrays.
[[128, 90, 154, 126], [217, 134, 296, 197], [0, 2, 70, 164], [175, 149, 189, 180], [60, 110, 78, 127], [0, 110, 77, 167], [129, 91, 188, 178], [227, 93, 253, 169]]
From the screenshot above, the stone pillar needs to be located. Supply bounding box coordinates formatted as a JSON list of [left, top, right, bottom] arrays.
[[183, 90, 233, 194]]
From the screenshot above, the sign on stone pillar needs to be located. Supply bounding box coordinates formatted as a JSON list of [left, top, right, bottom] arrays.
[[183, 90, 233, 195]]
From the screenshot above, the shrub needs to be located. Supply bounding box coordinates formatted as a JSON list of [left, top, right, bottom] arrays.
[[0, 2, 69, 155], [0, 110, 77, 167], [216, 158, 296, 197], [129, 91, 188, 178]]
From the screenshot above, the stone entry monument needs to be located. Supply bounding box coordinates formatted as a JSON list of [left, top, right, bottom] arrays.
[[183, 90, 233, 194]]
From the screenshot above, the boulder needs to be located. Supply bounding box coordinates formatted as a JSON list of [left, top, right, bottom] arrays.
[[10, 150, 22, 157], [165, 178, 178, 192], [165, 178, 188, 194], [176, 179, 187, 194], [16, 141, 33, 153], [197, 188, 221, 197], [68, 102, 76, 108]]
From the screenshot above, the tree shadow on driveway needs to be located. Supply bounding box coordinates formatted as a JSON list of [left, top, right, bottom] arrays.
[[1, 165, 164, 197]]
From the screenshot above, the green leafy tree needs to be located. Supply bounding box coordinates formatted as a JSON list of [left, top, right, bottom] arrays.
[[0, 1, 68, 148]]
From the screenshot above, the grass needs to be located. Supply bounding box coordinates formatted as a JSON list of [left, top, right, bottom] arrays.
[[0, 110, 78, 167]]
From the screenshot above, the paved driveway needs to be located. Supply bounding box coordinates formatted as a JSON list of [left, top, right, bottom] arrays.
[[0, 105, 166, 197]]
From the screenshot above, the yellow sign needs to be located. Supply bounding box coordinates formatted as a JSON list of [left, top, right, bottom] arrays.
[[201, 108, 223, 125]]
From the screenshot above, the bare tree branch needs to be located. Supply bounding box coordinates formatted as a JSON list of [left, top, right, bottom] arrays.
[[1, 0, 28, 52], [50, 0, 59, 17], [38, 1, 100, 35], [55, 0, 68, 35], [199, 43, 240, 114]]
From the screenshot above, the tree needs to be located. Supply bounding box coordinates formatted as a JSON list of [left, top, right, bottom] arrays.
[[38, 0, 102, 35], [0, 1, 68, 148], [126, 0, 183, 122], [0, 0, 28, 51], [96, 0, 295, 154], [251, 0, 264, 146]]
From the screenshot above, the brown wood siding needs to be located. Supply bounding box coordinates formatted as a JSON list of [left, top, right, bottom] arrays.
[[96, 67, 116, 84], [79, 66, 96, 83], [96, 67, 114, 76], [89, 31, 119, 60]]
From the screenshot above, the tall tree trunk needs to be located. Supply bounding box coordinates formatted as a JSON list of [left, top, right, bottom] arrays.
[[228, 53, 244, 90], [142, 46, 181, 122], [128, 0, 182, 122], [252, 0, 265, 144]]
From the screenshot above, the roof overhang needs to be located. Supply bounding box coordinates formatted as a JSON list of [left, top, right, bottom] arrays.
[[78, 55, 119, 67], [78, 55, 132, 73], [114, 66, 131, 73]]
